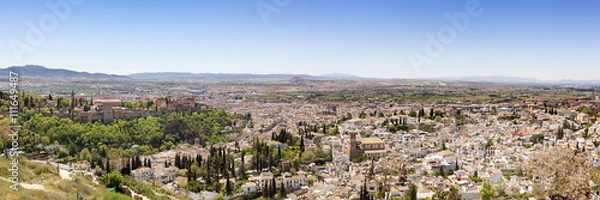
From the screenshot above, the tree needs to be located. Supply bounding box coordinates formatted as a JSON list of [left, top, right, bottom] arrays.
[[105, 155, 111, 172], [300, 134, 305, 152], [307, 179, 314, 187], [225, 178, 232, 195], [557, 126, 564, 139], [530, 133, 544, 145], [280, 181, 286, 197], [408, 110, 417, 117], [523, 146, 591, 199], [214, 193, 225, 200], [100, 171, 124, 189], [480, 182, 495, 200], [446, 186, 461, 200], [68, 142, 78, 157], [271, 176, 276, 198], [485, 138, 494, 149], [359, 111, 367, 119], [432, 186, 461, 200], [405, 183, 417, 200], [360, 181, 369, 200]]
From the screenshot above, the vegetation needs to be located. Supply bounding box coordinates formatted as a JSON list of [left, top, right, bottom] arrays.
[[480, 182, 495, 200], [432, 186, 461, 200], [557, 126, 565, 139], [404, 183, 418, 200], [530, 133, 544, 145], [2, 108, 243, 162], [100, 171, 124, 189], [523, 146, 592, 199], [0, 157, 136, 200]]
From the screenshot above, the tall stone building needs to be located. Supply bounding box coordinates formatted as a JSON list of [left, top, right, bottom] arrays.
[[348, 132, 362, 160]]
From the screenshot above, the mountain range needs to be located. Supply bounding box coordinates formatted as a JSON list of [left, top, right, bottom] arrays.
[[2, 65, 599, 85], [1, 65, 127, 79]]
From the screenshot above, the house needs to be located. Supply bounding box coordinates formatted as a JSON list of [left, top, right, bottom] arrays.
[[174, 176, 188, 186], [577, 113, 590, 124], [424, 151, 461, 172], [131, 167, 153, 182], [155, 166, 178, 184], [389, 186, 408, 198], [559, 110, 578, 119], [283, 172, 307, 188], [462, 165, 477, 176], [487, 168, 503, 184], [366, 180, 378, 195], [248, 171, 274, 190], [497, 107, 514, 115]]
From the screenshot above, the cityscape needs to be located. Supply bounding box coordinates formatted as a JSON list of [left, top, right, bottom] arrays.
[[1, 1, 600, 200]]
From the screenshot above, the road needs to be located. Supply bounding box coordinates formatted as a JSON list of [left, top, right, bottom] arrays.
[[31, 159, 73, 180]]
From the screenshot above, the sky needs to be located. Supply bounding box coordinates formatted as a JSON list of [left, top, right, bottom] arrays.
[[0, 0, 599, 80]]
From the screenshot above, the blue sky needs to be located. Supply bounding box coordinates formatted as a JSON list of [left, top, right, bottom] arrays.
[[1, 0, 599, 80]]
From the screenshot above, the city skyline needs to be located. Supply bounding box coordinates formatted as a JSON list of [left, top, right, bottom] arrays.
[[1, 0, 599, 80]]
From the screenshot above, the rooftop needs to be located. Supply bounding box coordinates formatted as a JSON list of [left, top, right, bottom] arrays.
[[359, 137, 384, 145]]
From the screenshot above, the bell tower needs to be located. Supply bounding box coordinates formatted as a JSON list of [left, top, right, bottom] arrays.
[[348, 131, 360, 159]]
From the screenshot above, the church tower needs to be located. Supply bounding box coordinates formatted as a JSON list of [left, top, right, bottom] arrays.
[[348, 131, 361, 159]]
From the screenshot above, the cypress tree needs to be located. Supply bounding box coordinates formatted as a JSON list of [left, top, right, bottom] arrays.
[[300, 134, 305, 152], [105, 156, 111, 172], [91, 158, 96, 169], [271, 176, 276, 198], [138, 156, 142, 169]]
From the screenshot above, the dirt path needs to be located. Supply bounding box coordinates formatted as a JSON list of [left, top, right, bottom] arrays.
[[0, 176, 48, 191]]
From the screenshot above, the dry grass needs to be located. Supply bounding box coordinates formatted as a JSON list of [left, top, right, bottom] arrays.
[[0, 157, 132, 200]]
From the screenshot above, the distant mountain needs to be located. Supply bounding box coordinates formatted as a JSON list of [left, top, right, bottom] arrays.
[[552, 79, 600, 85], [319, 73, 362, 80], [0, 65, 128, 79], [128, 72, 365, 80], [128, 72, 316, 80], [433, 76, 543, 84], [2, 65, 597, 85], [430, 76, 600, 85]]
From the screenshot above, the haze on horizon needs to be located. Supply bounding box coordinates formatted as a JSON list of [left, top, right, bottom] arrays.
[[1, 0, 599, 80]]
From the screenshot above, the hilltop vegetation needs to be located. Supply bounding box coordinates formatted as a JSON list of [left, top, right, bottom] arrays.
[[0, 92, 245, 199], [0, 92, 245, 166], [14, 109, 243, 154]]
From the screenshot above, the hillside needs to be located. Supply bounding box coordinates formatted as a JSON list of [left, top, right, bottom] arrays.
[[0, 65, 128, 79], [0, 157, 132, 200]]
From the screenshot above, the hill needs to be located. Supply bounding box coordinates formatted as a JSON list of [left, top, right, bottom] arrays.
[[0, 65, 128, 79]]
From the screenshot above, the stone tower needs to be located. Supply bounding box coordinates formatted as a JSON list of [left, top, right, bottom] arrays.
[[348, 131, 361, 159]]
